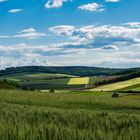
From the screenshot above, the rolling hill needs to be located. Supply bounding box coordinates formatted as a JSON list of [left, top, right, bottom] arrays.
[[1, 66, 140, 91], [91, 77, 140, 92]]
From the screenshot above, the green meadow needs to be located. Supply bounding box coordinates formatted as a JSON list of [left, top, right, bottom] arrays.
[[119, 83, 140, 92]]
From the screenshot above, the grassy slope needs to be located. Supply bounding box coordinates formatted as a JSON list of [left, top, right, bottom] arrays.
[[25, 73, 76, 78], [89, 76, 117, 85], [91, 77, 140, 91], [0, 90, 140, 140], [119, 83, 140, 92], [0, 72, 75, 81]]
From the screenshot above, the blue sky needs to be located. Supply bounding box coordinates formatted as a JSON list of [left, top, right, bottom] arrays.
[[0, 0, 140, 69]]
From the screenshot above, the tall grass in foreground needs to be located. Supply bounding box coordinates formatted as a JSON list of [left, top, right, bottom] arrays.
[[0, 90, 140, 140]]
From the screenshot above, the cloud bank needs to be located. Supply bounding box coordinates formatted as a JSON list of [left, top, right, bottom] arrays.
[[0, 22, 140, 69]]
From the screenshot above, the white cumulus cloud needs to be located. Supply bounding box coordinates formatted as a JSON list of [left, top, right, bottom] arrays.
[[15, 28, 46, 39], [49, 25, 75, 36], [78, 3, 105, 12], [45, 0, 71, 8], [0, 28, 46, 39], [19, 28, 37, 33]]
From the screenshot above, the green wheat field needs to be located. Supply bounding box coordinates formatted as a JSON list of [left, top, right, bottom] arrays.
[[0, 89, 140, 140]]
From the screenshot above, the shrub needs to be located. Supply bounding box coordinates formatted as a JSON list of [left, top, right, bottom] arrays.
[[0, 79, 20, 89], [112, 92, 119, 98], [49, 89, 55, 93]]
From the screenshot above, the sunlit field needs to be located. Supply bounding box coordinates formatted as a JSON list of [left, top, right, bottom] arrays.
[[91, 77, 140, 91], [68, 77, 89, 85]]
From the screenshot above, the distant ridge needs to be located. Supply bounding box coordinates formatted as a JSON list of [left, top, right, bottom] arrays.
[[0, 66, 139, 76]]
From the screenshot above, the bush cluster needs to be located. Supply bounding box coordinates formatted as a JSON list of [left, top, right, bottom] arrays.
[[0, 80, 19, 89]]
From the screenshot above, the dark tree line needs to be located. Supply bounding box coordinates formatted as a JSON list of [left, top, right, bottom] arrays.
[[0, 66, 139, 76]]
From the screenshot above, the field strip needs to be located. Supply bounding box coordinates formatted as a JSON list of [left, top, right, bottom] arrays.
[[23, 73, 77, 79], [91, 77, 140, 91], [1, 100, 140, 114], [6, 78, 21, 82], [67, 77, 89, 85]]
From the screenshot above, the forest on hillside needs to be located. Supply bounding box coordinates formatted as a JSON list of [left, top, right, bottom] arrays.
[[0, 66, 139, 76]]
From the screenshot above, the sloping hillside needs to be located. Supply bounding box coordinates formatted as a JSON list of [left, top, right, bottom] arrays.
[[91, 77, 140, 92]]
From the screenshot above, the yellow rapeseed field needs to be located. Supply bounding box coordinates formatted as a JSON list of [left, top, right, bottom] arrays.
[[68, 77, 89, 85]]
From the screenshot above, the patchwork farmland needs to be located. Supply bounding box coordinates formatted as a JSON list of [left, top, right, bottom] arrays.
[[0, 72, 108, 90], [1, 72, 140, 92]]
